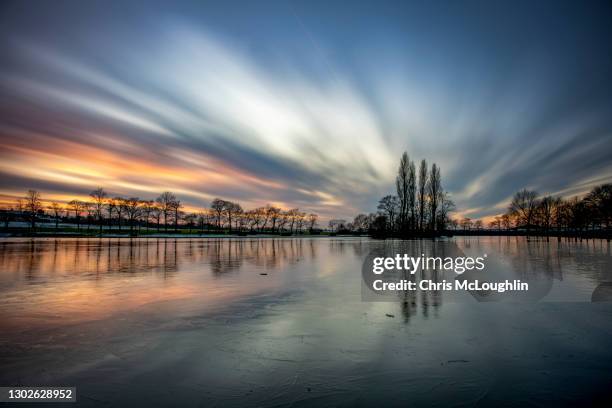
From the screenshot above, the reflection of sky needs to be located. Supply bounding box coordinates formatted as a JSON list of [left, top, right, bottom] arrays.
[[0, 0, 611, 220]]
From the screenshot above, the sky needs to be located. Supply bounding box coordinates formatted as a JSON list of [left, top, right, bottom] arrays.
[[1, 0, 611, 221]]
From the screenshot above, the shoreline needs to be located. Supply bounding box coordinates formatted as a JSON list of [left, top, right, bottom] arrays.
[[1, 232, 610, 241], [0, 232, 366, 239]]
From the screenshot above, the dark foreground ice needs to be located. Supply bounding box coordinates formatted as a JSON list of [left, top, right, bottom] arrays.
[[0, 237, 611, 407]]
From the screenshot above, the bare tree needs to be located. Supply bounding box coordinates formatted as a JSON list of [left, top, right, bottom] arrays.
[[170, 199, 182, 233], [268, 206, 281, 233], [277, 211, 289, 232], [68, 200, 85, 231], [287, 209, 300, 234], [461, 217, 472, 230], [106, 198, 116, 230], [236, 209, 247, 232], [501, 214, 511, 230], [584, 184, 612, 230], [123, 198, 141, 233], [377, 195, 399, 231], [489, 216, 502, 231], [351, 214, 370, 233], [328, 219, 347, 233], [15, 198, 24, 213], [183, 213, 197, 232], [84, 202, 94, 230], [265, 205, 281, 233], [90, 187, 107, 233], [210, 198, 226, 231], [250, 208, 265, 232], [537, 196, 558, 237], [151, 204, 162, 232], [141, 200, 156, 231], [437, 191, 454, 230], [307, 213, 318, 233], [296, 211, 307, 233], [197, 210, 207, 233], [508, 189, 539, 234], [49, 202, 63, 230], [25, 190, 42, 231], [156, 192, 177, 231], [224, 202, 241, 233]]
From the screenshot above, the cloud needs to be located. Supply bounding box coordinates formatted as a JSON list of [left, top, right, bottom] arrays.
[[1, 1, 612, 221], [0, 24, 398, 218]]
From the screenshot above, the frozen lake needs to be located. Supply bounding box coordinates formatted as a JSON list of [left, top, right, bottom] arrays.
[[1, 237, 611, 406]]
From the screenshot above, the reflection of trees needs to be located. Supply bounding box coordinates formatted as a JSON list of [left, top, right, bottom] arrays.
[[457, 236, 612, 301], [388, 240, 445, 323], [495, 237, 560, 282], [0, 238, 321, 282], [209, 239, 244, 275]]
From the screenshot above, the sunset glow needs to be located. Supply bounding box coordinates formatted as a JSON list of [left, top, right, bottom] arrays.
[[1, 1, 611, 221]]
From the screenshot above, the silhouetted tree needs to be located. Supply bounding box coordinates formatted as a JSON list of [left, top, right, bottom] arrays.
[[25, 190, 42, 231], [210, 198, 226, 231], [585, 184, 612, 230], [417, 159, 428, 231], [536, 196, 558, 237], [224, 201, 241, 233], [351, 214, 370, 233], [396, 152, 411, 231], [156, 192, 176, 231], [501, 214, 511, 230], [436, 191, 455, 230], [113, 196, 125, 230], [49, 202, 62, 230], [106, 198, 117, 229], [377, 195, 399, 231], [170, 199, 182, 232], [90, 187, 107, 233], [461, 217, 472, 230], [508, 189, 538, 234], [68, 199, 85, 231], [328, 219, 347, 232], [265, 205, 281, 232], [307, 213, 318, 233], [123, 198, 141, 232], [141, 200, 156, 230], [428, 163, 441, 231]]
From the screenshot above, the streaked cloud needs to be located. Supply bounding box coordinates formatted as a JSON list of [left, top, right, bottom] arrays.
[[1, 0, 611, 220]]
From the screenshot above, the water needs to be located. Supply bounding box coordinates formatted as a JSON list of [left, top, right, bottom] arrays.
[[1, 237, 611, 406]]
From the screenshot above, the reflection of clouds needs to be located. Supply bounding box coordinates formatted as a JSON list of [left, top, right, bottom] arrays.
[[0, 238, 321, 332]]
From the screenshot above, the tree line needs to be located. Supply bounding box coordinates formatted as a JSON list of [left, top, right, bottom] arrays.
[[456, 184, 611, 239], [2, 189, 319, 235]]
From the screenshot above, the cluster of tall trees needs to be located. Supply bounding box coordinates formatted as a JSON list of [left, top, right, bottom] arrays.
[[455, 184, 611, 237], [3, 188, 318, 235], [375, 152, 452, 236], [335, 152, 453, 236]]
